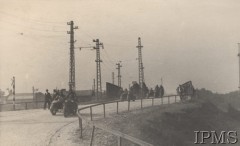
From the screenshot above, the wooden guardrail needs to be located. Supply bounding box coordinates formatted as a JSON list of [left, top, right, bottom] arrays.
[[77, 94, 183, 146], [91, 123, 154, 146]]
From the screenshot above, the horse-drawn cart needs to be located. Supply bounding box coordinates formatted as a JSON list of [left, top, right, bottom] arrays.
[[177, 81, 195, 101]]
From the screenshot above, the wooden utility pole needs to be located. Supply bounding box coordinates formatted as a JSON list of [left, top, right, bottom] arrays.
[[238, 43, 240, 93], [11, 76, 15, 110], [93, 79, 96, 95]]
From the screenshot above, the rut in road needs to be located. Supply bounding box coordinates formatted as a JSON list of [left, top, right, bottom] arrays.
[[47, 119, 78, 146]]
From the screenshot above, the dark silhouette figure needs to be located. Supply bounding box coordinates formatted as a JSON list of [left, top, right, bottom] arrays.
[[154, 85, 160, 98], [159, 85, 165, 98], [44, 89, 52, 110]]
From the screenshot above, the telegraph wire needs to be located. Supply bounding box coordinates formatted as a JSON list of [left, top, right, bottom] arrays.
[[102, 49, 116, 64], [0, 10, 66, 26], [77, 27, 96, 40]]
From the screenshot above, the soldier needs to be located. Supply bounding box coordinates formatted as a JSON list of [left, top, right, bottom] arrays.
[[159, 85, 164, 98], [149, 88, 154, 97], [120, 89, 128, 101], [154, 85, 160, 98], [44, 89, 52, 110], [67, 89, 77, 102]]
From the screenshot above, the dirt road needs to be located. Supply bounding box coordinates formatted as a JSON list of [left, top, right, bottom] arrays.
[[0, 97, 180, 146]]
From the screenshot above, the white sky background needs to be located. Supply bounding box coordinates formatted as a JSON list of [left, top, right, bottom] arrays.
[[0, 0, 239, 94]]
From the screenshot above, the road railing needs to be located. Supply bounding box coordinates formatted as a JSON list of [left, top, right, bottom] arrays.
[[77, 94, 182, 146], [0, 100, 45, 111]]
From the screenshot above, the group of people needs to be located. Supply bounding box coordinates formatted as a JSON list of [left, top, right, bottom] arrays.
[[44, 89, 77, 110], [119, 84, 165, 101], [148, 85, 164, 98]]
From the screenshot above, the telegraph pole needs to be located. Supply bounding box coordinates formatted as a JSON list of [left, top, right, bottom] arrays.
[[136, 37, 145, 98], [116, 62, 122, 87], [238, 43, 240, 93], [93, 39, 104, 100], [11, 76, 15, 110], [32, 86, 35, 102], [112, 72, 115, 84], [67, 21, 78, 91], [93, 79, 95, 94]]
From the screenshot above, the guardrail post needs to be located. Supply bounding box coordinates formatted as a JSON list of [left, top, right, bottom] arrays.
[[152, 98, 154, 106], [117, 101, 119, 114], [13, 104, 15, 111], [141, 98, 143, 109], [103, 104, 106, 118], [90, 107, 93, 121], [90, 126, 95, 146], [128, 101, 130, 111], [175, 96, 177, 103], [118, 136, 122, 146], [25, 103, 27, 110], [161, 97, 163, 105], [79, 117, 83, 138]]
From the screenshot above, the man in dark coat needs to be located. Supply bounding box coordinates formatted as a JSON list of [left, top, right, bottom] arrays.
[[149, 88, 154, 97], [44, 89, 52, 110], [159, 85, 165, 98], [154, 85, 160, 98]]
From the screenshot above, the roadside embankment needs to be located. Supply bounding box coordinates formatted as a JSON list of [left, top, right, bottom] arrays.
[[88, 90, 240, 146]]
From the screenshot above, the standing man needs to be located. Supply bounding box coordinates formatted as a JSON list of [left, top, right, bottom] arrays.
[[154, 85, 160, 98], [159, 85, 165, 98], [44, 89, 51, 110]]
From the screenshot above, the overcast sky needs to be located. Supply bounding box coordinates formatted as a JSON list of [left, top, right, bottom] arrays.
[[0, 0, 239, 94]]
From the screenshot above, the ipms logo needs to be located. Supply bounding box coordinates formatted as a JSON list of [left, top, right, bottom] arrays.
[[194, 131, 238, 144]]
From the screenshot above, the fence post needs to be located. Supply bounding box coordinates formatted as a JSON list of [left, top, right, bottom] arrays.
[[141, 98, 143, 109], [90, 126, 95, 146], [128, 101, 130, 111], [118, 136, 122, 146], [103, 104, 106, 118], [117, 101, 119, 114], [161, 97, 163, 105], [152, 98, 154, 106], [168, 96, 170, 104], [79, 117, 83, 138], [25, 103, 27, 110], [90, 107, 93, 121]]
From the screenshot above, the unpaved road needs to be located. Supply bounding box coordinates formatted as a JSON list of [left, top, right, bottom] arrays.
[[0, 97, 180, 146]]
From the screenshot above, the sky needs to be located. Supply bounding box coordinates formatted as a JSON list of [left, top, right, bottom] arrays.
[[0, 0, 239, 94]]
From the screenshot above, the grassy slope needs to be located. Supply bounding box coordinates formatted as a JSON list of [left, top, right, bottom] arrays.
[[97, 89, 240, 146]]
